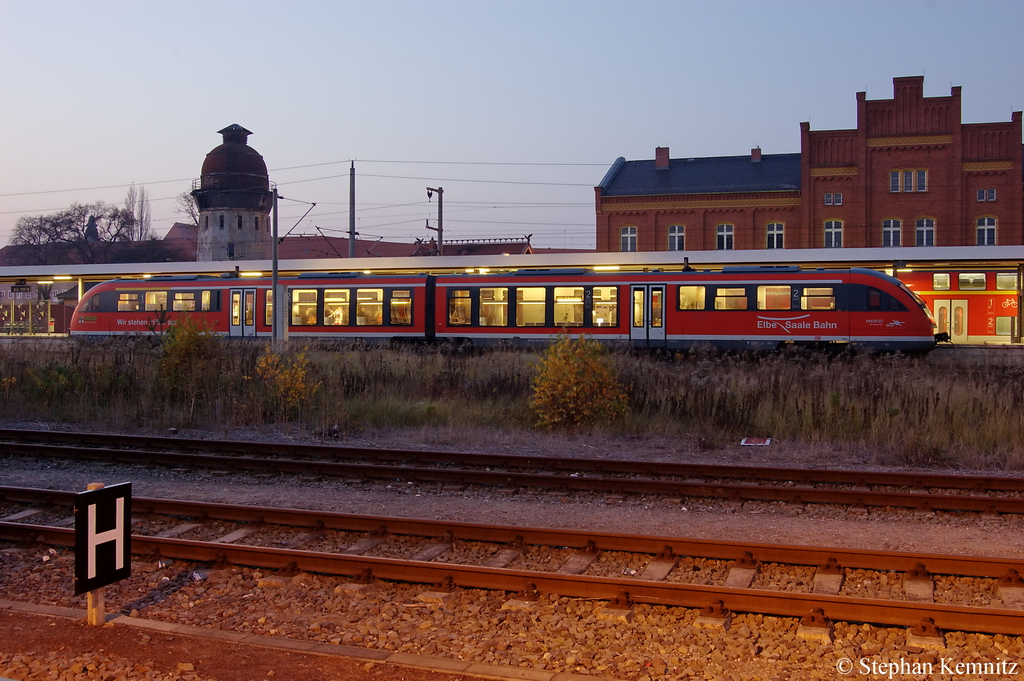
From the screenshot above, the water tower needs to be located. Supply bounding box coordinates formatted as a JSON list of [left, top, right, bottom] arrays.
[[192, 124, 273, 261]]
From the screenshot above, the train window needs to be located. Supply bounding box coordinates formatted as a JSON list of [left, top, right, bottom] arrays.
[[83, 295, 101, 312], [554, 287, 584, 327], [479, 288, 508, 327], [117, 293, 140, 312], [932, 273, 950, 291], [356, 289, 384, 326], [516, 287, 547, 327], [390, 290, 412, 326], [866, 288, 907, 312], [172, 292, 196, 312], [325, 289, 350, 326], [996, 273, 1018, 291], [958, 273, 987, 291], [265, 289, 273, 326], [202, 290, 214, 312], [678, 286, 705, 311], [757, 286, 791, 311], [448, 290, 472, 326], [231, 292, 241, 326], [714, 288, 747, 311], [997, 317, 1015, 336], [592, 287, 617, 326], [292, 289, 318, 325], [144, 291, 167, 312], [801, 288, 835, 311]]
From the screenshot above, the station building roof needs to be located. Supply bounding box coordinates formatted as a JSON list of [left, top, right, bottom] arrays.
[[598, 152, 802, 197]]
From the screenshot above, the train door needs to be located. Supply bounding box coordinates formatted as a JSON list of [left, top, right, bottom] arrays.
[[934, 299, 968, 343], [630, 284, 666, 347], [229, 288, 257, 337]]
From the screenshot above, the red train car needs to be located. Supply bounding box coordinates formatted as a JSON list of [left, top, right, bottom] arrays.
[[433, 266, 937, 352], [899, 269, 1021, 344], [71, 273, 430, 342], [71, 267, 938, 352]]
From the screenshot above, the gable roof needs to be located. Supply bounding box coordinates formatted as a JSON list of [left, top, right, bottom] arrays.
[[599, 152, 802, 197]]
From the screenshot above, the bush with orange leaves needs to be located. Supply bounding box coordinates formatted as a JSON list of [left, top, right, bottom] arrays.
[[529, 333, 628, 429]]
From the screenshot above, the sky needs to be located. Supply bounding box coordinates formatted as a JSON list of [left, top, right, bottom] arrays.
[[1, 0, 1023, 251]]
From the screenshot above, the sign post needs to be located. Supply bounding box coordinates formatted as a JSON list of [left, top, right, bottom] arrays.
[[74, 482, 131, 625]]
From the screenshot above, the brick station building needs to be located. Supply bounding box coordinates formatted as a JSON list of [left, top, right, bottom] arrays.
[[595, 76, 1023, 254]]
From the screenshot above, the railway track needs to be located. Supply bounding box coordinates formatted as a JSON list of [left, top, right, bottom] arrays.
[[3, 428, 1024, 515], [2, 485, 1024, 637]]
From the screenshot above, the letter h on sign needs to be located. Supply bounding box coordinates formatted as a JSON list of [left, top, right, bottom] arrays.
[[74, 482, 132, 595]]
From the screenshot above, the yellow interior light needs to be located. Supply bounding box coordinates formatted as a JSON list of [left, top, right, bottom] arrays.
[[593, 265, 621, 271], [53, 276, 72, 280], [36, 280, 53, 285], [240, 271, 263, 277]]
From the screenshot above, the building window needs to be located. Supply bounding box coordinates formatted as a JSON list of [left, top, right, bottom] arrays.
[[236, 215, 242, 230], [219, 215, 224, 230], [882, 219, 902, 247], [915, 218, 935, 246], [824, 192, 843, 206], [620, 226, 637, 252], [890, 169, 928, 192], [977, 217, 996, 245], [667, 225, 684, 251], [824, 220, 843, 248], [716, 224, 734, 250], [204, 216, 209, 231], [766, 222, 784, 249], [977, 188, 997, 202], [254, 216, 260, 231]]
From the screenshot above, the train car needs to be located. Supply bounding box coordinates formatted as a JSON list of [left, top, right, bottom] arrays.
[[70, 273, 432, 342], [71, 266, 938, 352], [433, 266, 938, 352], [899, 269, 1020, 344]]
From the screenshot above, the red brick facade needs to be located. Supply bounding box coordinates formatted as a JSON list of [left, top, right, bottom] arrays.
[[596, 77, 1023, 253]]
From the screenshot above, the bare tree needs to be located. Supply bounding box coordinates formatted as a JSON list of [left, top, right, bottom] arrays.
[[174, 191, 200, 228], [10, 202, 137, 263], [124, 183, 153, 240]]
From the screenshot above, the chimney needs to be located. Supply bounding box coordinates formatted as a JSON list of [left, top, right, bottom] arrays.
[[655, 146, 670, 169], [751, 147, 762, 163]]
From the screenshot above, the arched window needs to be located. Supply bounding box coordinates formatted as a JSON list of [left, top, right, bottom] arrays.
[[824, 220, 843, 248], [716, 224, 734, 250], [620, 226, 637, 252], [766, 222, 784, 249], [882, 219, 901, 247], [667, 225, 684, 251], [915, 218, 935, 247], [977, 217, 997, 245]]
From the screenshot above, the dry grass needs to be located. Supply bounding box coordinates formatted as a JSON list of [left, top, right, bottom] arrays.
[[2, 338, 1023, 470]]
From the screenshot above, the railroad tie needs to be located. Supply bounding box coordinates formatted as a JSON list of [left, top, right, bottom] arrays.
[[907, 617, 946, 650], [902, 563, 934, 603], [556, 540, 601, 574], [811, 557, 845, 595], [0, 509, 42, 522], [155, 522, 200, 539], [639, 546, 680, 581], [694, 600, 731, 630], [796, 608, 833, 643], [723, 551, 759, 588], [997, 569, 1024, 609]]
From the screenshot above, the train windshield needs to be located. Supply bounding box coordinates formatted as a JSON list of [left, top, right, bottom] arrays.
[[900, 283, 935, 322]]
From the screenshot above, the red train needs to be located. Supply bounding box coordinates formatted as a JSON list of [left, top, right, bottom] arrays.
[[70, 266, 940, 352], [899, 269, 1021, 344]]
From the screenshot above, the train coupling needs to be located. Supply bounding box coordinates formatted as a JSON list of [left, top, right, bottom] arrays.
[[934, 332, 951, 343]]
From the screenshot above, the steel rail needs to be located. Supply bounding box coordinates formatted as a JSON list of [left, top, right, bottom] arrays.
[[2, 486, 1021, 580], [3, 441, 1023, 515], [3, 427, 1024, 492], [4, 521, 1024, 637]]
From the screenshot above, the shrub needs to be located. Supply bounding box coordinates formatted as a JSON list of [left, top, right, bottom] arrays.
[[529, 334, 628, 429]]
